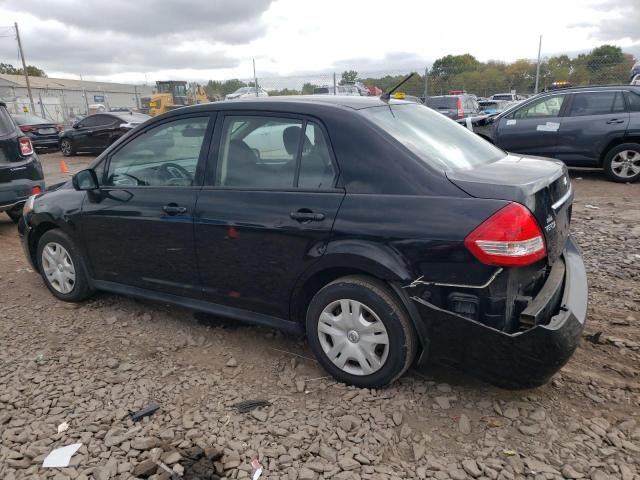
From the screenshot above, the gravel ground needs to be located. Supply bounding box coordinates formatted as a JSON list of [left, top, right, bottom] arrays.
[[0, 155, 639, 480]]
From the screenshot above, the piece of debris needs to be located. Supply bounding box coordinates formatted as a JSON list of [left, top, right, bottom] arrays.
[[226, 357, 238, 367], [42, 443, 82, 468], [251, 457, 263, 480], [233, 399, 272, 413], [126, 401, 160, 422], [585, 331, 603, 344], [57, 421, 70, 433], [584, 204, 600, 210]]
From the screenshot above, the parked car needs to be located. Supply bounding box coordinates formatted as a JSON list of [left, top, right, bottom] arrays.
[[474, 85, 640, 182], [11, 113, 62, 149], [631, 75, 640, 86], [490, 93, 526, 101], [0, 102, 45, 222], [630, 62, 640, 83], [313, 85, 361, 96], [19, 96, 587, 389], [58, 112, 151, 156], [478, 100, 514, 115], [426, 94, 480, 120], [225, 87, 269, 100]]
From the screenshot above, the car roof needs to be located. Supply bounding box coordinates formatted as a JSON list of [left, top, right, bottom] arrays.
[[542, 84, 640, 94], [192, 95, 414, 111]]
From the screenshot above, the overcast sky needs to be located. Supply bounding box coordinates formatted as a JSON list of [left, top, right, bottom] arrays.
[[0, 0, 638, 84]]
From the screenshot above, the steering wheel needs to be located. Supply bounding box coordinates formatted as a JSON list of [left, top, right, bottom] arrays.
[[159, 162, 192, 184]]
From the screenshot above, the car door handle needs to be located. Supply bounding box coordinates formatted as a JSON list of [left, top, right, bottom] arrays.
[[163, 204, 187, 215], [606, 119, 624, 124], [290, 210, 325, 222]]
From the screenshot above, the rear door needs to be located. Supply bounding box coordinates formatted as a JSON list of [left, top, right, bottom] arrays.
[[195, 113, 344, 319], [495, 93, 568, 156], [555, 91, 629, 165]]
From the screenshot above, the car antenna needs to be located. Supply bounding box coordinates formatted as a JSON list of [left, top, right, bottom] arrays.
[[380, 73, 415, 102]]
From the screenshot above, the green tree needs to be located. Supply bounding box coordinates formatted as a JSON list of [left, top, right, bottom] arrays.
[[205, 79, 247, 98], [268, 88, 300, 96], [431, 54, 480, 77], [339, 70, 358, 85], [301, 82, 318, 94], [0, 62, 46, 77]]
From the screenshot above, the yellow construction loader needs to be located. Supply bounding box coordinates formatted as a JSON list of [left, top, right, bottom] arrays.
[[140, 81, 209, 116]]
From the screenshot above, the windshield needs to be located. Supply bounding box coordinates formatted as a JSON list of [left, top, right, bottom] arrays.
[[360, 103, 506, 170], [426, 97, 457, 109], [233, 87, 253, 94], [12, 114, 49, 125], [492, 94, 513, 101]]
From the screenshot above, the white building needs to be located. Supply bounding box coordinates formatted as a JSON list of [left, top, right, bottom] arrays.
[[0, 74, 154, 124]]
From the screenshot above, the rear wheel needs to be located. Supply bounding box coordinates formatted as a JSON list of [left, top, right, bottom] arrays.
[[603, 143, 640, 183], [37, 229, 94, 302], [60, 138, 75, 157], [305, 275, 417, 388]]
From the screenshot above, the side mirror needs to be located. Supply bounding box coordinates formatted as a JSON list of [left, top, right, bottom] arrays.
[[73, 123, 80, 129], [72, 169, 100, 191]]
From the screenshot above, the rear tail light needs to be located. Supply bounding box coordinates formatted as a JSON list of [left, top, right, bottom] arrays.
[[31, 185, 41, 195], [464, 203, 546, 267], [19, 137, 34, 156], [19, 125, 33, 132], [456, 98, 464, 119]]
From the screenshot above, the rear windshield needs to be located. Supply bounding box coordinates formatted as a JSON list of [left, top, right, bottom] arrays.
[[360, 103, 506, 170], [492, 94, 513, 101], [314, 87, 330, 94], [0, 106, 17, 136], [426, 97, 457, 109], [12, 114, 49, 125]]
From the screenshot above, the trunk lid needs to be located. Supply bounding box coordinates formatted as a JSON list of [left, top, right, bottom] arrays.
[[447, 154, 572, 263]]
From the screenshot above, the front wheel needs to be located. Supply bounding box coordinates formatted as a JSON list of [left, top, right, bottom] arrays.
[[603, 143, 640, 183], [60, 138, 75, 157], [306, 275, 417, 388], [37, 229, 94, 302]]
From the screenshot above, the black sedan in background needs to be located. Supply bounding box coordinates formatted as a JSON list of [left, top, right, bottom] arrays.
[[59, 111, 151, 156], [12, 114, 62, 149], [19, 97, 587, 389]]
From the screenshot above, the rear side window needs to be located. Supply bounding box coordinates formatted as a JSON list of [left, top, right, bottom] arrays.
[[298, 122, 336, 189], [625, 91, 640, 111], [0, 106, 16, 136], [567, 92, 620, 117], [218, 116, 302, 188], [427, 97, 457, 109]]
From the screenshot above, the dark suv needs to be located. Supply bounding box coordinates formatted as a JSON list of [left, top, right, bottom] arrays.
[[19, 97, 587, 388], [0, 102, 45, 222], [426, 94, 480, 120], [474, 85, 640, 182]]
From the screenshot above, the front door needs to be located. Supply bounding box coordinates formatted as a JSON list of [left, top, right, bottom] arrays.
[[74, 114, 113, 151], [80, 114, 213, 297], [555, 91, 629, 164], [496, 93, 568, 156], [195, 114, 344, 319]]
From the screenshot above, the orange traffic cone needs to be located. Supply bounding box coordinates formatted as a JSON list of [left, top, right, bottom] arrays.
[[59, 160, 69, 174]]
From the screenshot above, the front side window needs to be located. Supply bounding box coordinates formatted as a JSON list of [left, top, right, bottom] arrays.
[[105, 116, 208, 187], [217, 116, 302, 188], [361, 103, 506, 170], [626, 91, 640, 112], [513, 95, 565, 119], [568, 92, 621, 117]]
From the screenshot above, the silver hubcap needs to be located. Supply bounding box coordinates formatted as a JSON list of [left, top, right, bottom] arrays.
[[61, 141, 70, 154], [611, 150, 640, 178], [41, 242, 76, 294], [317, 299, 389, 376]]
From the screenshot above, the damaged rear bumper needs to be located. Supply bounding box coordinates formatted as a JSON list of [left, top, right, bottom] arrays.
[[412, 236, 587, 389]]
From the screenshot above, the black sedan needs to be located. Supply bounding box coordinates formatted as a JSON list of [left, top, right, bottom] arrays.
[[12, 113, 62, 149], [59, 111, 151, 156], [19, 96, 587, 389]]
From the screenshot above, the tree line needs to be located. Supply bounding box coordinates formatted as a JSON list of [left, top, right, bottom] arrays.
[[0, 62, 47, 77]]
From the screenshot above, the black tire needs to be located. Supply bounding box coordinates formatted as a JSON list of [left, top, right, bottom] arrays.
[[603, 143, 640, 183], [60, 138, 76, 157], [305, 275, 417, 388], [6, 208, 22, 223], [36, 229, 94, 302]]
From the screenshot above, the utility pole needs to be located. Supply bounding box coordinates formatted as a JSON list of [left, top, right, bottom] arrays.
[[534, 35, 542, 94], [79, 74, 90, 114], [423, 67, 429, 101], [253, 58, 258, 97], [14, 22, 35, 113]]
